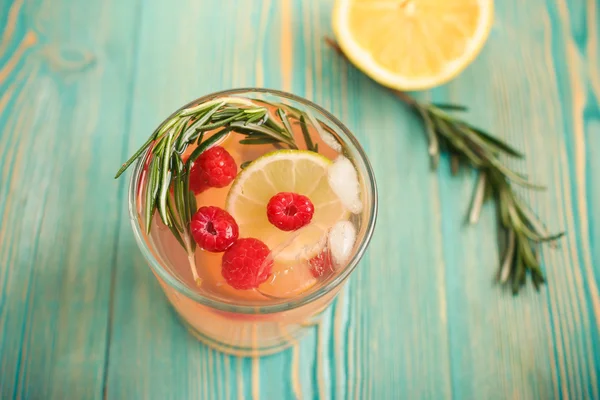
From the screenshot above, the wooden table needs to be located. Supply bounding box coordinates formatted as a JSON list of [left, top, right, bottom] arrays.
[[1, 0, 598, 398]]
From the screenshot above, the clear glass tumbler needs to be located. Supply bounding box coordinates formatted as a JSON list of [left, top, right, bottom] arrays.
[[127, 88, 377, 356]]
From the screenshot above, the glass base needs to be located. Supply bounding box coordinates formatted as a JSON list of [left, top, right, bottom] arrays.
[[179, 317, 309, 357], [173, 305, 325, 357]]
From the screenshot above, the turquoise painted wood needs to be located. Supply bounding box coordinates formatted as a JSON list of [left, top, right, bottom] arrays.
[[0, 0, 598, 398]]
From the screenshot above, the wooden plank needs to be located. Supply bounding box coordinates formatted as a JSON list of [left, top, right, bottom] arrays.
[[545, 0, 600, 398], [0, 0, 139, 398], [0, 0, 596, 398], [432, 0, 600, 398]]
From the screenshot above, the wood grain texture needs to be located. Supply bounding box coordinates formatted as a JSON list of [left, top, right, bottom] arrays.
[[0, 0, 142, 398], [0, 0, 598, 399]]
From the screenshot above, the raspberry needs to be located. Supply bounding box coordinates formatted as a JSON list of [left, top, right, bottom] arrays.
[[190, 206, 239, 252], [221, 238, 273, 290], [189, 146, 237, 194], [189, 180, 209, 195], [309, 249, 335, 278], [266, 192, 314, 231]]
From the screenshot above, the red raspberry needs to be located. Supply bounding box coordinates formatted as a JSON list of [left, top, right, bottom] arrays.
[[189, 180, 209, 195], [190, 206, 239, 252], [309, 249, 334, 278], [189, 146, 237, 194], [266, 192, 314, 231], [221, 238, 273, 290]]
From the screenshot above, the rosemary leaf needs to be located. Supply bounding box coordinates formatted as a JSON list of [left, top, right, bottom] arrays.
[[511, 196, 553, 238], [453, 122, 523, 160], [172, 117, 190, 152], [157, 129, 175, 225], [152, 134, 168, 155], [465, 125, 524, 158], [236, 108, 265, 121], [263, 113, 286, 133], [170, 153, 185, 176], [212, 107, 241, 119], [212, 111, 239, 120], [488, 157, 545, 189], [246, 111, 267, 124], [243, 107, 267, 114], [435, 118, 485, 166], [506, 199, 543, 241], [499, 230, 515, 283], [239, 138, 281, 145], [192, 131, 205, 146], [498, 188, 511, 227], [157, 115, 180, 137], [518, 236, 539, 270], [469, 172, 486, 224], [277, 108, 295, 140], [257, 99, 304, 120], [238, 132, 272, 140], [183, 166, 192, 226], [532, 267, 545, 290], [115, 135, 156, 179], [417, 108, 439, 169], [186, 128, 233, 167], [196, 111, 245, 132], [187, 190, 197, 250], [512, 245, 525, 294], [144, 156, 161, 233], [187, 189, 197, 221], [167, 220, 186, 249], [304, 110, 340, 152], [299, 115, 316, 152], [177, 102, 223, 150], [167, 194, 183, 233], [430, 103, 468, 112], [230, 122, 297, 148], [173, 174, 186, 230], [117, 115, 181, 178], [179, 99, 223, 117]]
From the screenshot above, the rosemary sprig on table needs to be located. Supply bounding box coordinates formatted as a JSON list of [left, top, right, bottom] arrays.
[[115, 98, 319, 284], [325, 38, 563, 294]]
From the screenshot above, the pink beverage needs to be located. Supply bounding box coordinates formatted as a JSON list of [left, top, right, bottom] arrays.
[[120, 89, 377, 356]]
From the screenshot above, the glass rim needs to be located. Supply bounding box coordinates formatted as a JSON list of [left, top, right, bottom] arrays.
[[127, 88, 378, 314]]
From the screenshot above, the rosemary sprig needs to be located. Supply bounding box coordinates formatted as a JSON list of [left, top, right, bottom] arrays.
[[115, 98, 320, 284], [325, 37, 563, 294]]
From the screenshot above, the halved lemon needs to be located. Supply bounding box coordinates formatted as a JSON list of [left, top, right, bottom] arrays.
[[333, 0, 493, 90], [225, 150, 348, 262]]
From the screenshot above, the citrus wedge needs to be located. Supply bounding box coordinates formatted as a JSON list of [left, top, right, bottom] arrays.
[[225, 150, 349, 262], [333, 0, 493, 90]]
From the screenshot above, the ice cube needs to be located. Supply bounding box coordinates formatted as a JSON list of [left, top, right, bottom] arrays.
[[328, 220, 356, 267], [267, 224, 328, 263], [328, 156, 363, 214]]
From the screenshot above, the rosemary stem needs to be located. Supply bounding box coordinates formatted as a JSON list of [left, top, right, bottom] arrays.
[[184, 235, 202, 286]]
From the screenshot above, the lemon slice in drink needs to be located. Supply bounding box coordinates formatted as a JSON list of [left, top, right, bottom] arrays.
[[333, 0, 493, 90], [226, 150, 349, 262]]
